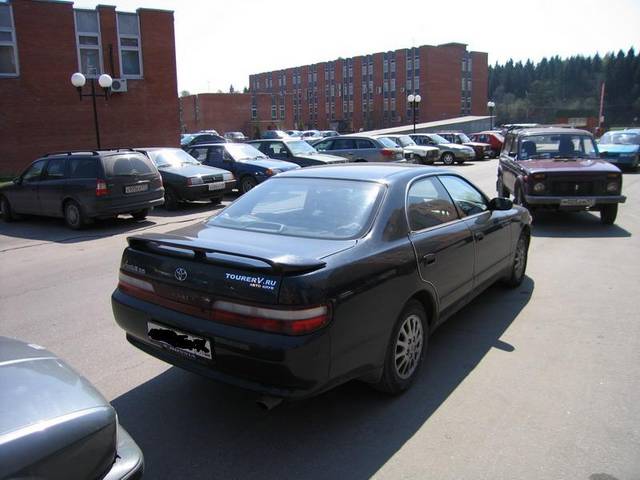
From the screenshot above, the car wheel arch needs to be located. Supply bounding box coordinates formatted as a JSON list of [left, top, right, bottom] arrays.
[[407, 289, 438, 332], [61, 196, 80, 216]]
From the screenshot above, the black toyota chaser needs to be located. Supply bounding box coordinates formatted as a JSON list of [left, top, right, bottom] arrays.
[[112, 164, 531, 399]]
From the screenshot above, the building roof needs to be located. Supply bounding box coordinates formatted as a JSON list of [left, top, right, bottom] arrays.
[[357, 116, 491, 136]]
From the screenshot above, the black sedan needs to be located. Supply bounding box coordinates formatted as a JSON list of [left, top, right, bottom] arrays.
[[111, 164, 531, 399], [0, 337, 143, 479], [247, 139, 349, 167], [138, 148, 235, 209]]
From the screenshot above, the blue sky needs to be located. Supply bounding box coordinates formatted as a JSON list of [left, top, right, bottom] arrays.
[[70, 0, 640, 94]]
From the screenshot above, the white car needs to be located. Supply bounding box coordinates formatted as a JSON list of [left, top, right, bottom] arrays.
[[374, 134, 440, 164]]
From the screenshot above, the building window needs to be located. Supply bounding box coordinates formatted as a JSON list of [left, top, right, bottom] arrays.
[[117, 13, 142, 78], [0, 3, 18, 76], [74, 10, 103, 77]]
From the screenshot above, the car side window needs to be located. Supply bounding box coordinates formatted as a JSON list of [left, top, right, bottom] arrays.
[[44, 158, 67, 179], [208, 147, 225, 162], [314, 140, 333, 151], [190, 148, 209, 162], [333, 138, 356, 150], [69, 158, 98, 178], [21, 160, 47, 182], [438, 175, 488, 217], [356, 139, 374, 149], [406, 177, 459, 231]]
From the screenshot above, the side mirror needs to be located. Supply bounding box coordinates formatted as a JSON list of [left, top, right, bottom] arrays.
[[489, 197, 513, 211], [13, 177, 21, 185]]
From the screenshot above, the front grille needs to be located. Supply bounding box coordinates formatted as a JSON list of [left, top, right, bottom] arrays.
[[201, 174, 224, 184], [549, 179, 606, 196]]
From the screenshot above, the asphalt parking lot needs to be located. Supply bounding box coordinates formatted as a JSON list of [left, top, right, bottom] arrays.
[[1, 160, 639, 480]]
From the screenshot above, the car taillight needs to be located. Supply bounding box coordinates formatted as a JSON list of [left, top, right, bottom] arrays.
[[118, 271, 154, 293], [212, 301, 330, 335], [117, 271, 330, 335], [96, 179, 109, 197], [381, 148, 394, 158]]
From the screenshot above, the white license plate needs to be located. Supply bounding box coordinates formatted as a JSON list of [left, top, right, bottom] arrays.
[[125, 183, 149, 194], [560, 198, 595, 207], [208, 182, 225, 191], [147, 322, 212, 360]]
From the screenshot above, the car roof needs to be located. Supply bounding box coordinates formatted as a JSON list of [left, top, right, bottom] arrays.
[[515, 127, 593, 136], [43, 149, 145, 159], [278, 163, 446, 183]]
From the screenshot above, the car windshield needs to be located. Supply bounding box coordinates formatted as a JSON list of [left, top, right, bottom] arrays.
[[147, 149, 200, 167], [458, 133, 471, 143], [303, 130, 321, 137], [428, 134, 449, 145], [600, 132, 640, 145], [288, 141, 318, 155], [377, 137, 399, 148], [519, 134, 599, 160], [208, 178, 384, 240], [227, 143, 269, 161], [395, 135, 416, 147]]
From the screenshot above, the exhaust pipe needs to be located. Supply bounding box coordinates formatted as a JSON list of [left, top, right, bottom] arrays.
[[256, 395, 283, 411]]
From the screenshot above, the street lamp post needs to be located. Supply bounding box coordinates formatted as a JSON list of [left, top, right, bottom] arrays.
[[70, 72, 113, 150], [407, 94, 422, 134], [487, 100, 496, 130]]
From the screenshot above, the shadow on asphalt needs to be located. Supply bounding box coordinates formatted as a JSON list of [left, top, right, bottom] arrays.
[[112, 276, 534, 480], [0, 199, 231, 245], [531, 211, 632, 238]]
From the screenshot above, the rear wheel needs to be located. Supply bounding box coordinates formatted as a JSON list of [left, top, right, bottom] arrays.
[[504, 232, 529, 287], [64, 200, 86, 230], [0, 196, 15, 222], [240, 176, 257, 194], [600, 204, 618, 225], [441, 152, 455, 166], [131, 209, 149, 220], [374, 300, 428, 395]]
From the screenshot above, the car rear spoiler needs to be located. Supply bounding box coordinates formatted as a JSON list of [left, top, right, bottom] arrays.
[[127, 234, 326, 274]]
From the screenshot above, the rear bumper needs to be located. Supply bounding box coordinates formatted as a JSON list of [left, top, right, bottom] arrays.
[[111, 289, 331, 399], [524, 194, 626, 206], [102, 424, 144, 480], [87, 192, 164, 218]]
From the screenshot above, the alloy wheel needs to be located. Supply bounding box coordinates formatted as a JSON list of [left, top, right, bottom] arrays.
[[394, 313, 424, 380], [513, 236, 527, 280]]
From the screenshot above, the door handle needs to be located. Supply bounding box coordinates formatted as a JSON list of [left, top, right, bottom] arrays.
[[475, 232, 485, 241], [422, 253, 436, 265]]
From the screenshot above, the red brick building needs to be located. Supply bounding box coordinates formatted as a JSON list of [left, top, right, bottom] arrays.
[[0, 0, 180, 175], [248, 43, 488, 134]]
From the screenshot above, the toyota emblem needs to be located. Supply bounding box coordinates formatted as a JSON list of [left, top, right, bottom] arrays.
[[175, 267, 188, 282]]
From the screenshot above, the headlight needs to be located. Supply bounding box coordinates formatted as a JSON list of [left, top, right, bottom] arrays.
[[533, 182, 545, 193], [265, 168, 281, 176], [187, 176, 203, 185], [606, 181, 619, 193], [222, 172, 234, 181]]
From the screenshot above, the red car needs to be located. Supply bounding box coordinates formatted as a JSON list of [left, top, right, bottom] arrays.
[[470, 131, 504, 158]]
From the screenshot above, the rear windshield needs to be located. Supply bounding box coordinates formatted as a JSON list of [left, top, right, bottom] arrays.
[[600, 131, 640, 145], [103, 154, 156, 177], [208, 177, 384, 240], [377, 137, 399, 148]]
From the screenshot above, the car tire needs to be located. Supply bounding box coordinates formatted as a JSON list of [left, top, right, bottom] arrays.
[[374, 300, 428, 395], [210, 196, 222, 205], [240, 176, 257, 194], [64, 200, 87, 230], [1, 196, 16, 222], [497, 176, 509, 197], [441, 152, 455, 166], [163, 187, 179, 210], [503, 232, 529, 288], [600, 204, 618, 225], [131, 209, 149, 220]]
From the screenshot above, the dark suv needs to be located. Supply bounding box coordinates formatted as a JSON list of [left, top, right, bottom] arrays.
[[0, 150, 164, 229], [497, 127, 626, 224]]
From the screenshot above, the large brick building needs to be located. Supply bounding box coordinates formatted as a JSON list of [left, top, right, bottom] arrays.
[[249, 43, 488, 134], [0, 0, 180, 175]]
